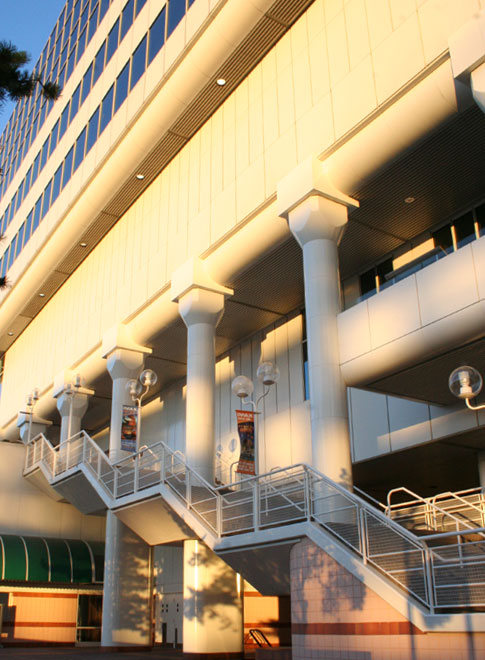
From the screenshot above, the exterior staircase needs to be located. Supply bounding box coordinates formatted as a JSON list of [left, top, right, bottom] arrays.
[[23, 431, 485, 613]]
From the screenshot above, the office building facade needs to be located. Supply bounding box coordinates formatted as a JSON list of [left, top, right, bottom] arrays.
[[2, 0, 485, 657]]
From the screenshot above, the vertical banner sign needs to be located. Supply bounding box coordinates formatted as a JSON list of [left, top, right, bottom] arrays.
[[121, 405, 138, 453], [235, 409, 256, 475]]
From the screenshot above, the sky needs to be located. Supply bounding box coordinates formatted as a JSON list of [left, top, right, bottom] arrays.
[[0, 0, 67, 134]]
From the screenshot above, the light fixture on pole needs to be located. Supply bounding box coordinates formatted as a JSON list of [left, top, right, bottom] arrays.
[[231, 361, 280, 474], [25, 388, 40, 444], [126, 369, 158, 450], [448, 366, 485, 410]]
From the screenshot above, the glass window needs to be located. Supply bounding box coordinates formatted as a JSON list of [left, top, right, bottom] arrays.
[[99, 0, 110, 23], [15, 224, 25, 258], [51, 163, 63, 205], [7, 240, 16, 270], [62, 146, 74, 190], [93, 41, 106, 86], [59, 103, 69, 140], [16, 180, 24, 209], [24, 210, 33, 244], [72, 0, 81, 26], [70, 83, 82, 123], [40, 137, 50, 171], [81, 63, 93, 104], [49, 119, 60, 157], [115, 62, 129, 113], [476, 203, 485, 237], [433, 225, 453, 257], [106, 18, 119, 64], [41, 180, 52, 218], [32, 153, 40, 184], [32, 196, 43, 233], [58, 63, 67, 89], [120, 0, 134, 41], [66, 47, 76, 80], [359, 269, 376, 299], [135, 0, 147, 16], [99, 85, 114, 134], [77, 26, 87, 63], [86, 107, 100, 153], [454, 211, 476, 248], [73, 127, 87, 172], [80, 3, 90, 30], [24, 165, 33, 196], [130, 35, 146, 90], [148, 8, 166, 64], [88, 2, 99, 42], [167, 0, 186, 37]]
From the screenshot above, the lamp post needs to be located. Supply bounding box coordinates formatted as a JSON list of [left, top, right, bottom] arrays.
[[125, 368, 158, 451], [231, 361, 280, 475], [25, 388, 40, 444]]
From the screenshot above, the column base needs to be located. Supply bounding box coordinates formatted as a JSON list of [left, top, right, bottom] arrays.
[[183, 653, 243, 659]]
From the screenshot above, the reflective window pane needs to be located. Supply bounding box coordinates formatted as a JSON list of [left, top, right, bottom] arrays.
[[114, 62, 129, 113], [120, 0, 134, 42], [99, 85, 114, 134], [148, 8, 166, 64], [130, 35, 146, 90], [167, 0, 185, 37]]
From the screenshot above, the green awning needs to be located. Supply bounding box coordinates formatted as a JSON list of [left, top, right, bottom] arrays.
[[0, 534, 104, 584]]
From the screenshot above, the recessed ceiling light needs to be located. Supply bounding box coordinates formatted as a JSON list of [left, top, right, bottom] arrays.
[[80, 242, 87, 247], [216, 78, 226, 86], [39, 293, 45, 297], [136, 174, 145, 180], [7, 332, 13, 336], [404, 196, 415, 204]]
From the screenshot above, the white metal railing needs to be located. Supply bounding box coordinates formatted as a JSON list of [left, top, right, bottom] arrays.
[[25, 432, 485, 612], [387, 486, 485, 537]]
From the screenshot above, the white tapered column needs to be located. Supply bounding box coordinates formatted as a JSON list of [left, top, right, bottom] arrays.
[[179, 287, 225, 484], [278, 159, 358, 487], [172, 258, 232, 485], [53, 371, 94, 443], [102, 325, 151, 462], [17, 412, 52, 444], [183, 539, 243, 658]]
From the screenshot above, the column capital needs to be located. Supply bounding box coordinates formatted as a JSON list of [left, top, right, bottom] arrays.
[[171, 256, 233, 304], [277, 155, 358, 221], [449, 10, 485, 80], [179, 287, 226, 328], [102, 324, 152, 361], [288, 194, 349, 247], [17, 412, 52, 444]]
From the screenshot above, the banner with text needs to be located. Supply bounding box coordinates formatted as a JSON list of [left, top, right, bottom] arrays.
[[235, 409, 256, 475], [121, 405, 138, 453]]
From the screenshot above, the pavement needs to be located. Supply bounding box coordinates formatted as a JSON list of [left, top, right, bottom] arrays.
[[0, 648, 185, 660]]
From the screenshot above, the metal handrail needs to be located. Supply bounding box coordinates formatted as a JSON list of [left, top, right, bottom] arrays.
[[28, 432, 485, 612], [386, 486, 481, 535]]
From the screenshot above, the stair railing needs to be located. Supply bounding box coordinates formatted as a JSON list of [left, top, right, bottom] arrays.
[[25, 432, 485, 612]]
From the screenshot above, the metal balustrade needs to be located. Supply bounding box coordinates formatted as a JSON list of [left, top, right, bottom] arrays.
[[24, 431, 485, 612], [387, 486, 485, 536]]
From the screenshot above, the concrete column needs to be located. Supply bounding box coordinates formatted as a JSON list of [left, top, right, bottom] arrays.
[[178, 288, 225, 484], [101, 510, 151, 647], [171, 258, 233, 485], [17, 412, 52, 444], [53, 371, 94, 443], [183, 539, 243, 657], [102, 325, 151, 462], [278, 160, 358, 487]]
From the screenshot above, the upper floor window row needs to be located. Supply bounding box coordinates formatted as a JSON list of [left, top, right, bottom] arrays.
[[356, 204, 485, 305], [0, 0, 192, 279], [0, 0, 151, 198]]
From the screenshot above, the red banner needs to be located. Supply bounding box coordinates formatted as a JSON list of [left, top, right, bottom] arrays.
[[121, 405, 138, 453], [235, 409, 255, 475]]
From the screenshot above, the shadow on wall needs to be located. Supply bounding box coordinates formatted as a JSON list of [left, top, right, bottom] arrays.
[[183, 543, 240, 633]]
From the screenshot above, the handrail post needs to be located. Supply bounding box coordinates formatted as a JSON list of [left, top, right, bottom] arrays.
[[97, 451, 101, 479], [114, 467, 119, 498], [359, 507, 368, 563], [253, 479, 260, 531], [424, 546, 435, 614], [304, 468, 312, 521], [160, 445, 166, 483], [216, 494, 222, 538], [134, 454, 139, 493], [186, 470, 192, 508]]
